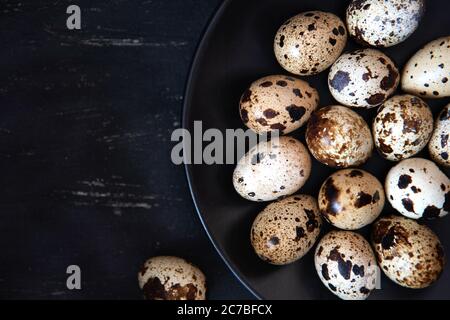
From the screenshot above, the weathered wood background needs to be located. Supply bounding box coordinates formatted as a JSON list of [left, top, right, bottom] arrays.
[[0, 0, 251, 299]]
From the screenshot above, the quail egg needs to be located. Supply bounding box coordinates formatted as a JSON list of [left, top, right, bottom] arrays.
[[372, 215, 445, 289], [239, 75, 319, 135], [274, 11, 347, 76], [346, 0, 425, 47], [315, 231, 377, 300], [306, 105, 374, 168], [233, 137, 311, 202], [138, 256, 206, 300], [402, 36, 450, 98], [328, 49, 399, 108], [385, 158, 450, 219], [373, 95, 434, 161], [251, 195, 322, 265], [429, 103, 450, 167], [319, 169, 385, 230]]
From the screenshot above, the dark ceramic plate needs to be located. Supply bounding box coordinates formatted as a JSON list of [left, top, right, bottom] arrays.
[[183, 0, 450, 299]]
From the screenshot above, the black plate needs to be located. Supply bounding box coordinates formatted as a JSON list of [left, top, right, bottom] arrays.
[[183, 0, 450, 299]]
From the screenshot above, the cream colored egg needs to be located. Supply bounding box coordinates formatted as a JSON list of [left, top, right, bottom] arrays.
[[328, 49, 399, 108], [402, 36, 450, 98], [429, 103, 450, 167], [372, 215, 445, 289], [138, 256, 206, 300], [233, 137, 311, 202], [385, 158, 450, 219], [346, 0, 425, 47], [251, 195, 322, 265], [315, 231, 377, 300], [373, 95, 434, 161], [319, 169, 385, 230], [239, 75, 319, 135], [274, 11, 347, 76]]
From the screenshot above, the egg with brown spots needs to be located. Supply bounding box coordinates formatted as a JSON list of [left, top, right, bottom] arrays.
[[318, 169, 385, 230], [239, 75, 319, 135], [372, 215, 445, 289], [373, 95, 434, 161], [251, 195, 322, 265], [306, 105, 374, 168], [385, 158, 450, 220], [328, 49, 399, 108], [346, 0, 425, 48], [233, 137, 311, 202], [138, 256, 206, 300], [402, 36, 450, 98], [314, 231, 377, 300], [274, 11, 347, 76], [429, 103, 450, 167]]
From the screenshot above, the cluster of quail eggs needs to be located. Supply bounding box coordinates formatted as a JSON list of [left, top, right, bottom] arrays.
[[233, 0, 449, 300]]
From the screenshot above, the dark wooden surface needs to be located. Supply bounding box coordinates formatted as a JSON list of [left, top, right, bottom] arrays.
[[0, 0, 252, 299]]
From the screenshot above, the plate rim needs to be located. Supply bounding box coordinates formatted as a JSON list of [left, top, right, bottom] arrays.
[[181, 0, 262, 300]]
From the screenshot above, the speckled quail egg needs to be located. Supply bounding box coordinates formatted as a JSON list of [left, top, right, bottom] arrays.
[[306, 105, 374, 168], [402, 36, 450, 98], [274, 11, 347, 76], [372, 215, 445, 289], [233, 137, 311, 202], [328, 49, 400, 108], [318, 169, 385, 230], [138, 256, 206, 300], [239, 75, 319, 135], [385, 158, 450, 220], [346, 0, 425, 48], [251, 195, 322, 265], [315, 231, 377, 300], [373, 95, 434, 161], [429, 104, 450, 167]]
